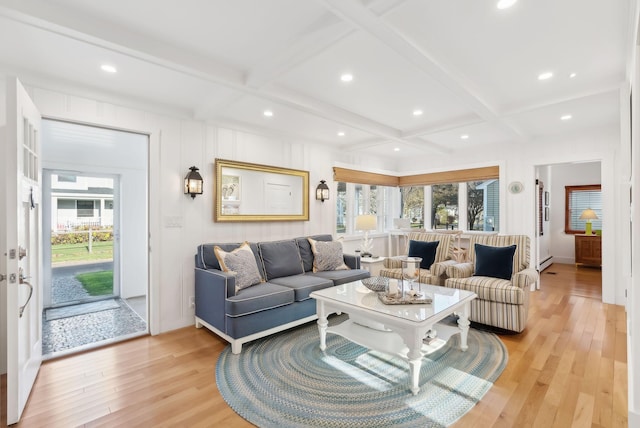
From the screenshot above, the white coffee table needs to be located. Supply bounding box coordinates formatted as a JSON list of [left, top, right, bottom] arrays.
[[310, 281, 477, 395]]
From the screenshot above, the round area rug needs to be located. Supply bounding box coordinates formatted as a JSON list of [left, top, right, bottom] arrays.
[[216, 316, 507, 428]]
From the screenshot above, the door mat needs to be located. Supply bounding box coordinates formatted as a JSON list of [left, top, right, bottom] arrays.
[[45, 299, 120, 321]]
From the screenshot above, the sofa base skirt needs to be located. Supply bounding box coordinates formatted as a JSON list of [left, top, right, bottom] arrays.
[[196, 298, 318, 354], [468, 299, 527, 333]]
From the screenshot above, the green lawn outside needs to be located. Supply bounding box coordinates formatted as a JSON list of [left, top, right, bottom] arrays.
[[75, 270, 113, 296], [52, 241, 113, 264]]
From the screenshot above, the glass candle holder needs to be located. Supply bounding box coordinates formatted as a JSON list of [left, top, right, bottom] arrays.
[[401, 256, 422, 296]]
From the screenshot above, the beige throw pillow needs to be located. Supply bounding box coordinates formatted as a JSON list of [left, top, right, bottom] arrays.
[[214, 242, 262, 292], [308, 238, 349, 273]]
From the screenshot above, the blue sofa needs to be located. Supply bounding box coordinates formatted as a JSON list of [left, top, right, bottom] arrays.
[[194, 234, 369, 353]]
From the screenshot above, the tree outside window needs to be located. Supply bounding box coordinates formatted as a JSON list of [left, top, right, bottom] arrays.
[[400, 186, 424, 228], [432, 184, 458, 230]]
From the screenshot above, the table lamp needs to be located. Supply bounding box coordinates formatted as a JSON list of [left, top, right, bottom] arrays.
[[579, 208, 598, 235], [355, 214, 377, 257]]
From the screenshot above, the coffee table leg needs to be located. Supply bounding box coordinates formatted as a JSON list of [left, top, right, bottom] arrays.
[[317, 301, 328, 351], [401, 332, 424, 395], [457, 302, 471, 351]]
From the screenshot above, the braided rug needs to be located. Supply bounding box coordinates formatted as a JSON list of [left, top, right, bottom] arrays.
[[216, 316, 507, 428]]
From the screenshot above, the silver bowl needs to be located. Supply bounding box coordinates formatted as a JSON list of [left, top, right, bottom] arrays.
[[361, 276, 388, 292]]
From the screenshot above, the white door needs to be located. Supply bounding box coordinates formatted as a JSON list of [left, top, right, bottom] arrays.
[[2, 77, 43, 424]]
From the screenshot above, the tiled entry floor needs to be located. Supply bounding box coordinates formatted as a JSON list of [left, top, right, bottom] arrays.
[[42, 298, 147, 359]]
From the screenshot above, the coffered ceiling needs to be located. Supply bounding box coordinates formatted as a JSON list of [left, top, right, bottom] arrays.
[[0, 0, 633, 158]]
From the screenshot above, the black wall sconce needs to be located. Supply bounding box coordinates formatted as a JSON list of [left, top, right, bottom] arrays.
[[184, 166, 203, 199], [316, 180, 329, 202]]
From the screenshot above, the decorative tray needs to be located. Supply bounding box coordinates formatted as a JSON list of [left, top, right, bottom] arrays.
[[377, 292, 432, 305]]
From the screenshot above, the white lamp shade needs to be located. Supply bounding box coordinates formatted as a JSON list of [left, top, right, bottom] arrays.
[[579, 208, 598, 221], [356, 214, 377, 231]]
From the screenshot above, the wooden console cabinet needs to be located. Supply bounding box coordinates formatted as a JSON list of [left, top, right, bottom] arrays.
[[574, 234, 602, 267]]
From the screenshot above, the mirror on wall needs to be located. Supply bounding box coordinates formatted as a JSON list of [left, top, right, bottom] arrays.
[[214, 158, 309, 222]]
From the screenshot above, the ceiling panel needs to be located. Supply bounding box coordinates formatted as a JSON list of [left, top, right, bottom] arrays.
[[0, 15, 237, 114], [46, 0, 329, 71], [219, 94, 377, 145], [274, 30, 476, 131], [384, 0, 628, 112]]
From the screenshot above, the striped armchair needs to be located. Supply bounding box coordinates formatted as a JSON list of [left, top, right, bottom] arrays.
[[379, 232, 457, 286], [444, 235, 538, 333]]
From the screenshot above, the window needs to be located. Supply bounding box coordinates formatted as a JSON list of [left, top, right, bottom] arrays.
[[565, 185, 602, 234], [335, 182, 392, 235], [334, 166, 500, 234], [77, 200, 95, 218], [57, 175, 77, 183], [468, 180, 499, 231], [432, 184, 458, 230], [400, 186, 424, 228]]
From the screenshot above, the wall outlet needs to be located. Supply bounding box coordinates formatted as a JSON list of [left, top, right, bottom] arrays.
[[189, 296, 195, 308]]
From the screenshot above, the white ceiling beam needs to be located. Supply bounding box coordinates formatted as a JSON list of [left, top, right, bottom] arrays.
[[401, 117, 484, 139], [502, 85, 621, 117], [319, 0, 528, 141]]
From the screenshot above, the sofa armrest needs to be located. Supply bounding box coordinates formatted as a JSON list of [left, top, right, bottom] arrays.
[[343, 253, 361, 269], [513, 268, 539, 289], [384, 256, 404, 269], [446, 262, 474, 279], [195, 267, 236, 332], [430, 259, 458, 277]]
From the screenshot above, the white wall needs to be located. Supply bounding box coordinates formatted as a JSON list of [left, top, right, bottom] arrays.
[[548, 162, 601, 264]]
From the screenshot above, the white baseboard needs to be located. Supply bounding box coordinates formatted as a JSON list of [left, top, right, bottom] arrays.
[[539, 256, 553, 271], [629, 409, 640, 427]]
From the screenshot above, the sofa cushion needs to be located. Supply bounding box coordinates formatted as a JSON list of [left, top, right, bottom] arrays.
[[309, 238, 349, 272], [445, 276, 525, 305], [258, 240, 305, 281], [408, 240, 439, 270], [296, 234, 333, 272], [199, 242, 265, 278], [269, 274, 334, 301], [214, 242, 263, 292], [308, 269, 370, 286], [226, 282, 295, 317], [474, 244, 517, 280]]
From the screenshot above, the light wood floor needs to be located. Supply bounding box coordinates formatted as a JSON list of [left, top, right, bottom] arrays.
[[2, 263, 627, 427]]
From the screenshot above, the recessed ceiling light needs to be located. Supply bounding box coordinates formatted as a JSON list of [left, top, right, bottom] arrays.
[[337, 132, 345, 137], [340, 73, 353, 82], [100, 64, 117, 73], [561, 114, 572, 121], [496, 0, 517, 9], [538, 72, 553, 80], [394, 147, 400, 152], [263, 110, 273, 117], [569, 73, 577, 78], [461, 134, 469, 140], [412, 109, 423, 116]]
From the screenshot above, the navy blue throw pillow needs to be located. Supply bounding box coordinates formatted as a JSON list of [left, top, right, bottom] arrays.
[[474, 243, 517, 280], [408, 240, 439, 270]]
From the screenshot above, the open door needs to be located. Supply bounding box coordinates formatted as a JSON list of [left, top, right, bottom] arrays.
[[2, 77, 43, 424]]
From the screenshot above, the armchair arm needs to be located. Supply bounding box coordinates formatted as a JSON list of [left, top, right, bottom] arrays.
[[384, 256, 404, 269], [430, 259, 458, 277], [343, 253, 361, 269], [513, 268, 539, 289], [446, 262, 474, 279]]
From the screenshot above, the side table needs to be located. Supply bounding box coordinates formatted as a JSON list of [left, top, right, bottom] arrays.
[[360, 256, 386, 276]]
